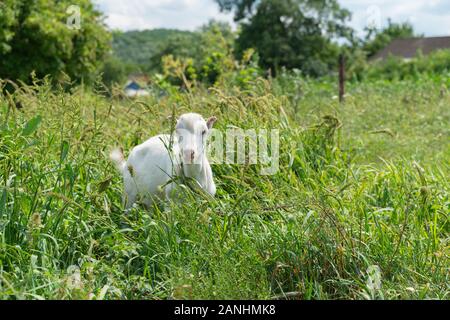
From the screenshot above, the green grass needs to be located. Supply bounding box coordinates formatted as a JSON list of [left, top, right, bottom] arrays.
[[0, 76, 448, 299]]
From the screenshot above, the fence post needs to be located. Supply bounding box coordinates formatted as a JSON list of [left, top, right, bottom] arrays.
[[339, 54, 345, 103]]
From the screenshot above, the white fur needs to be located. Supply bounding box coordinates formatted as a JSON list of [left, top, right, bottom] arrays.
[[110, 113, 216, 209]]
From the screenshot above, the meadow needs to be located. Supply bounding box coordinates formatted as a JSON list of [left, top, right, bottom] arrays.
[[0, 75, 448, 299]]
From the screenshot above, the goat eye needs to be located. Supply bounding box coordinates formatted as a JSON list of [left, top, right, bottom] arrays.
[[178, 136, 183, 142], [202, 130, 206, 135]]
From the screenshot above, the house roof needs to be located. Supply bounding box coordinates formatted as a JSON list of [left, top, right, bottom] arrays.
[[371, 36, 450, 61], [124, 81, 141, 90]]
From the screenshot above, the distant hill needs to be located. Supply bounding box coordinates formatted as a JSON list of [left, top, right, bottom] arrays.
[[112, 29, 196, 68]]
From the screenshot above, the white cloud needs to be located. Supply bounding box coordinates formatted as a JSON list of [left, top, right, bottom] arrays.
[[93, 0, 450, 36], [339, 0, 450, 36], [93, 0, 234, 31]]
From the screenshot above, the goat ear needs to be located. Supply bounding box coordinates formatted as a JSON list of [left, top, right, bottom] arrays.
[[207, 116, 217, 129]]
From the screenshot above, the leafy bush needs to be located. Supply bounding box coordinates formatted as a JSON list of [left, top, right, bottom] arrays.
[[154, 23, 263, 90], [349, 50, 450, 82]]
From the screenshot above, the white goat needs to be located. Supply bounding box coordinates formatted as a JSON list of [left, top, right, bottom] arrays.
[[110, 113, 217, 209]]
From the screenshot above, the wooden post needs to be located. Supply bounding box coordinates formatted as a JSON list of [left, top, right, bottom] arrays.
[[339, 54, 345, 103]]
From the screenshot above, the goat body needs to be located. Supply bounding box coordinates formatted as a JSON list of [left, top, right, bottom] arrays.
[[110, 113, 216, 209]]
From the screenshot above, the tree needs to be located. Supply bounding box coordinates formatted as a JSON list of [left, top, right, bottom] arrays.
[[216, 0, 352, 76], [100, 55, 136, 89], [112, 29, 196, 72], [0, 0, 110, 85], [362, 20, 416, 58], [153, 20, 237, 85], [148, 32, 202, 73]]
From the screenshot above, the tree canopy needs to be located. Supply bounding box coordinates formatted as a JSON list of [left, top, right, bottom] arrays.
[[217, 0, 352, 76], [112, 29, 196, 70], [362, 20, 417, 57], [0, 0, 110, 85]]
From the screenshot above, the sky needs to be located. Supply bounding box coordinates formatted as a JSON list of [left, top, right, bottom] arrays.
[[93, 0, 450, 37]]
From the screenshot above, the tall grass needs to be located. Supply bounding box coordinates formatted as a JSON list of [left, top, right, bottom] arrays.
[[0, 77, 448, 299]]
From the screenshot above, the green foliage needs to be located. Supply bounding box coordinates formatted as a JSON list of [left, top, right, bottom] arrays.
[[156, 21, 247, 87], [341, 22, 450, 82], [201, 52, 227, 84], [342, 47, 369, 82], [159, 55, 194, 87], [197, 22, 235, 85], [0, 0, 111, 85], [112, 29, 197, 72], [100, 55, 136, 89], [0, 0, 448, 301], [0, 76, 448, 299], [232, 49, 263, 89], [218, 0, 352, 76], [0, 0, 18, 55], [362, 20, 416, 58], [22, 115, 42, 136], [349, 50, 450, 82]]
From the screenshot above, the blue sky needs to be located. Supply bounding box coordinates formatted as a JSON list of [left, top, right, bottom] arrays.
[[93, 0, 450, 37]]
